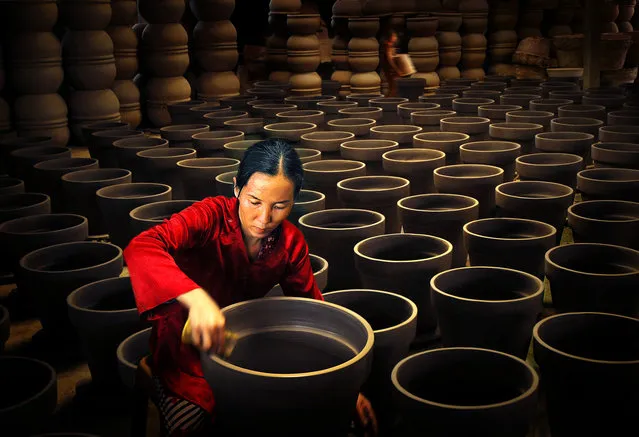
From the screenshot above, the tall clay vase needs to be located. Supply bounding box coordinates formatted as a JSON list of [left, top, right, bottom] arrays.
[[302, 160, 366, 209], [177, 158, 240, 200], [459, 141, 521, 181], [577, 168, 639, 202], [354, 233, 453, 340], [67, 277, 150, 391], [135, 148, 197, 199], [112, 137, 169, 178], [298, 209, 385, 291], [515, 153, 584, 188], [32, 157, 99, 211], [288, 190, 325, 227], [337, 176, 410, 233], [0, 357, 58, 433], [60, 169, 132, 236], [431, 267, 544, 359], [464, 218, 557, 279], [567, 200, 639, 250], [116, 327, 152, 390], [495, 181, 575, 244], [323, 289, 417, 433], [533, 312, 639, 437], [398, 194, 479, 268], [434, 164, 504, 218], [17, 241, 123, 336], [382, 149, 446, 194], [199, 297, 374, 436], [391, 347, 539, 437], [96, 183, 173, 250], [545, 243, 639, 317], [129, 200, 197, 237]]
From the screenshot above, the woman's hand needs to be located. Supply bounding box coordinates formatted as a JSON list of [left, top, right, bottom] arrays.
[[356, 393, 378, 436], [178, 288, 226, 353]]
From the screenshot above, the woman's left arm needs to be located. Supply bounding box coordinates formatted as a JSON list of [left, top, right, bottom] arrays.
[[278, 227, 323, 300]]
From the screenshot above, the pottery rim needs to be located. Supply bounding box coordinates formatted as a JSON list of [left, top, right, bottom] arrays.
[[302, 159, 366, 173], [398, 193, 479, 213], [19, 241, 123, 274], [327, 118, 376, 127], [577, 168, 639, 183], [177, 158, 240, 171], [382, 148, 446, 162], [568, 200, 639, 224], [354, 233, 453, 264], [295, 189, 325, 205], [298, 208, 385, 231], [192, 130, 244, 140], [0, 213, 87, 236], [460, 141, 521, 153], [0, 193, 50, 212], [61, 168, 132, 183], [341, 139, 399, 151], [66, 277, 138, 315], [370, 125, 423, 134], [546, 243, 639, 278], [516, 153, 583, 166], [96, 183, 172, 200], [496, 180, 574, 200], [434, 164, 504, 179], [463, 217, 557, 242], [0, 356, 57, 414], [294, 148, 322, 160], [135, 148, 196, 160], [337, 175, 410, 193]]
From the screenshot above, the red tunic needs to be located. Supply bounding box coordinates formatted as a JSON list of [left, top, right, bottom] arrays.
[[123, 195, 323, 413]]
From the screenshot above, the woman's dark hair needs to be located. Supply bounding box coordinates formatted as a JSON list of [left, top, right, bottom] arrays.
[[235, 139, 304, 196]]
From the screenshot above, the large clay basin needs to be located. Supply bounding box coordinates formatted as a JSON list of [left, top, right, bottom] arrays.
[[199, 297, 374, 436], [576, 168, 639, 202], [288, 189, 325, 226], [370, 125, 423, 145], [177, 157, 240, 200], [459, 141, 521, 181], [191, 130, 244, 157], [0, 178, 25, 195], [112, 137, 169, 178], [300, 131, 354, 155], [516, 153, 584, 188], [412, 132, 469, 165], [135, 147, 196, 199], [223, 139, 260, 161], [340, 139, 399, 175], [215, 171, 237, 197], [267, 253, 329, 296], [116, 327, 152, 390], [557, 103, 605, 120], [0, 193, 51, 224], [382, 149, 446, 194], [550, 117, 603, 139], [129, 200, 197, 236], [327, 118, 376, 137], [591, 142, 639, 169], [489, 122, 544, 154], [32, 158, 99, 211], [263, 122, 317, 142], [302, 160, 367, 209], [477, 104, 522, 121], [567, 200, 639, 249]]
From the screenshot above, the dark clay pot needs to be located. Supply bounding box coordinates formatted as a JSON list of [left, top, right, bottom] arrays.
[[0, 357, 57, 431], [327, 118, 376, 137], [199, 297, 374, 437], [215, 170, 236, 197], [116, 327, 152, 390], [223, 140, 260, 161], [160, 124, 209, 148], [302, 160, 367, 209], [410, 110, 457, 132], [0, 136, 54, 174], [167, 100, 207, 124], [535, 132, 594, 158], [567, 200, 639, 249], [18, 241, 123, 335], [112, 137, 169, 178], [431, 266, 544, 359], [496, 181, 574, 243], [577, 168, 639, 202], [459, 141, 520, 181], [452, 97, 495, 115], [191, 131, 245, 157], [505, 110, 554, 129], [0, 178, 25, 195], [135, 147, 197, 199], [0, 214, 88, 276], [464, 217, 556, 279], [300, 131, 355, 156], [337, 176, 410, 233], [323, 289, 417, 432], [557, 104, 606, 121], [0, 193, 51, 225], [67, 277, 150, 390], [32, 158, 99, 211], [288, 189, 325, 227], [267, 253, 328, 296], [419, 93, 459, 109], [434, 164, 504, 218], [545, 243, 639, 316], [61, 169, 132, 235], [489, 122, 544, 154], [477, 104, 522, 121], [516, 153, 584, 188], [354, 233, 453, 338], [8, 146, 72, 183], [529, 98, 573, 115], [412, 132, 470, 165], [299, 209, 385, 291], [382, 149, 446, 194], [177, 157, 240, 200], [295, 148, 322, 164], [340, 140, 399, 176], [90, 130, 144, 169], [591, 142, 639, 169], [391, 347, 539, 437], [550, 117, 603, 139], [129, 200, 197, 237], [398, 194, 479, 268], [440, 116, 490, 141], [533, 312, 639, 437], [0, 305, 8, 352], [369, 125, 423, 145], [81, 121, 130, 147], [96, 183, 173, 249]]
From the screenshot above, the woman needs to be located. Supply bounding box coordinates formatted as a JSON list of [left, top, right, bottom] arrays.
[[124, 139, 376, 436], [381, 30, 401, 97]]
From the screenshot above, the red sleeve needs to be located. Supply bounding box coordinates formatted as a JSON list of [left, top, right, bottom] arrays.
[[279, 224, 324, 301], [123, 198, 223, 318]]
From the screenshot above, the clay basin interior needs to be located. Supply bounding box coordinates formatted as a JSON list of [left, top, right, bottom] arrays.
[[20, 241, 121, 273], [0, 193, 49, 211], [435, 164, 504, 178], [383, 149, 445, 162], [398, 193, 479, 212], [579, 168, 639, 182], [67, 277, 137, 313], [546, 243, 639, 276], [129, 200, 197, 222], [569, 200, 639, 222], [296, 190, 324, 204], [355, 233, 452, 262], [0, 214, 86, 235], [192, 130, 244, 141], [370, 125, 423, 134], [517, 153, 583, 166], [299, 209, 384, 230], [496, 181, 574, 199], [328, 118, 375, 127], [338, 176, 409, 192], [465, 218, 556, 240], [0, 356, 56, 411], [263, 122, 316, 132]]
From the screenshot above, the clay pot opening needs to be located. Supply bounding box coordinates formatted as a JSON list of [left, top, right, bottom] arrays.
[[516, 153, 583, 166], [264, 122, 317, 132], [303, 159, 366, 173], [464, 217, 557, 241], [295, 148, 322, 162], [0, 213, 87, 236], [192, 130, 245, 142], [546, 243, 639, 277], [298, 208, 385, 231], [129, 200, 198, 224], [96, 183, 172, 200], [160, 124, 209, 134], [434, 164, 504, 179], [92, 129, 143, 141], [112, 137, 168, 149], [295, 190, 325, 205], [338, 175, 410, 192], [0, 356, 57, 418], [20, 241, 122, 274], [496, 181, 574, 200], [116, 327, 152, 389], [370, 125, 423, 135], [568, 200, 639, 224], [398, 194, 479, 213], [578, 168, 639, 183], [0, 193, 50, 214], [382, 149, 446, 163], [536, 132, 594, 142], [67, 276, 137, 315], [414, 132, 470, 142], [136, 148, 196, 159], [355, 233, 452, 263], [34, 157, 98, 171], [341, 139, 399, 153], [460, 141, 520, 153], [177, 158, 240, 170]]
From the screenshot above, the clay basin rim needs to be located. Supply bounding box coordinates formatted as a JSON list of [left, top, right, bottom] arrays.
[[354, 233, 453, 263], [545, 243, 639, 277], [464, 217, 557, 241], [298, 208, 385, 231], [398, 193, 479, 212]]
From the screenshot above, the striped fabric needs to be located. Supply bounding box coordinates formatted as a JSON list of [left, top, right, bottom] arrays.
[[153, 376, 209, 436]]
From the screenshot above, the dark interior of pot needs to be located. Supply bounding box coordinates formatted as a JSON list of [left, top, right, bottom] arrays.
[[161, 124, 208, 131], [324, 290, 414, 331], [309, 255, 325, 274], [417, 132, 468, 141], [433, 267, 541, 301], [179, 158, 237, 168], [464, 141, 519, 152], [499, 181, 573, 197], [386, 149, 443, 161], [340, 176, 406, 190], [304, 160, 363, 171], [571, 201, 638, 221], [594, 142, 639, 152], [0, 214, 84, 234], [373, 126, 420, 133], [217, 171, 237, 183], [63, 169, 130, 182], [0, 193, 47, 210], [400, 194, 476, 211], [0, 178, 21, 189], [118, 328, 152, 369], [518, 153, 582, 165], [395, 349, 534, 406], [114, 137, 166, 148], [548, 244, 639, 275], [138, 148, 194, 158], [69, 278, 136, 312], [98, 183, 169, 198], [358, 234, 449, 261], [0, 357, 54, 409], [536, 313, 639, 362], [300, 209, 381, 229], [438, 165, 502, 178], [537, 132, 593, 140], [35, 158, 96, 170], [467, 218, 555, 239], [131, 200, 196, 222], [22, 243, 121, 272]]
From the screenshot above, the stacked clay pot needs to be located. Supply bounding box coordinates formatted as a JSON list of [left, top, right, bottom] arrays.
[[518, 5, 544, 39], [192, 0, 241, 101], [348, 16, 381, 94], [287, 7, 322, 96], [139, 0, 191, 126], [265, 0, 298, 84], [330, 3, 356, 98], [433, 12, 463, 81], [460, 0, 489, 80], [407, 15, 440, 91], [7, 0, 70, 146], [487, 0, 518, 75], [108, 0, 141, 128], [617, 0, 635, 32], [601, 0, 620, 33], [61, 0, 121, 143]]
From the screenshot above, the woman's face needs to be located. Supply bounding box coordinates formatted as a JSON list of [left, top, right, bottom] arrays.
[[234, 172, 295, 241]]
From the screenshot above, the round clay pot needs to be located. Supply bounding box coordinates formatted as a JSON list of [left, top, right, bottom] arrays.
[[464, 217, 556, 279], [267, 253, 329, 296], [582, 93, 625, 111], [287, 189, 326, 227], [0, 178, 25, 196], [398, 193, 479, 268], [112, 137, 169, 177], [220, 95, 258, 111], [607, 110, 639, 126], [413, 132, 470, 165], [591, 142, 639, 169], [440, 116, 491, 139], [535, 132, 594, 158], [499, 94, 541, 109], [89, 129, 144, 168], [0, 136, 55, 173], [0, 357, 57, 431], [529, 98, 574, 115], [8, 146, 72, 183], [31, 158, 99, 210], [470, 81, 507, 91], [370, 125, 423, 145], [504, 86, 542, 95], [599, 125, 639, 143], [516, 153, 584, 188], [533, 312, 639, 437], [213, 170, 236, 197], [391, 347, 539, 437], [397, 102, 441, 119], [0, 193, 51, 225], [382, 149, 446, 194], [295, 148, 322, 164], [17, 241, 123, 334], [460, 141, 521, 181], [462, 90, 501, 101], [489, 122, 544, 154], [431, 266, 544, 358], [188, 103, 230, 123], [300, 131, 355, 155], [434, 164, 505, 218], [409, 110, 457, 131], [160, 124, 209, 148], [340, 140, 399, 175], [298, 208, 385, 290], [81, 121, 130, 146], [251, 103, 297, 121], [167, 100, 208, 124], [557, 104, 606, 121], [61, 30, 117, 90], [283, 95, 336, 110], [61, 169, 132, 235], [496, 181, 574, 243], [302, 160, 367, 209], [177, 158, 240, 200], [327, 118, 376, 137], [577, 168, 639, 202], [223, 140, 260, 161], [135, 148, 197, 199], [452, 97, 495, 115], [116, 327, 152, 390], [419, 93, 459, 109], [264, 122, 317, 142], [67, 276, 149, 389], [203, 111, 249, 130], [568, 200, 639, 249], [129, 200, 198, 236], [477, 104, 522, 120], [223, 118, 264, 138], [548, 89, 584, 103], [276, 110, 325, 126], [96, 183, 173, 249], [506, 110, 554, 128], [316, 101, 358, 122], [191, 131, 244, 157], [339, 106, 383, 121], [551, 118, 604, 141]]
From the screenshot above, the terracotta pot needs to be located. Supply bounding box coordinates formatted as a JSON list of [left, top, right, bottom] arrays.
[[220, 139, 257, 161], [136, 148, 197, 199], [129, 200, 197, 236], [499, 93, 541, 109], [529, 98, 573, 115], [340, 140, 399, 175], [62, 30, 117, 90], [32, 158, 100, 211], [112, 137, 169, 177], [345, 93, 384, 107], [505, 110, 554, 129], [327, 118, 376, 137], [577, 168, 639, 201], [0, 178, 25, 196], [567, 200, 639, 250], [223, 118, 264, 138], [464, 217, 556, 279], [477, 104, 522, 120], [214, 170, 236, 197], [159, 124, 209, 148], [370, 125, 423, 145], [459, 141, 520, 181], [90, 129, 144, 168], [608, 110, 639, 126], [410, 110, 457, 131], [295, 148, 322, 163], [17, 241, 123, 335], [116, 327, 152, 390], [263, 122, 317, 142], [557, 104, 605, 121], [203, 111, 248, 129], [276, 109, 324, 126], [285, 189, 326, 227], [145, 76, 192, 127], [68, 89, 121, 140], [191, 131, 245, 157], [67, 277, 150, 389], [516, 153, 584, 188], [419, 93, 459, 109], [440, 116, 491, 141], [452, 98, 494, 115], [489, 122, 544, 154], [431, 266, 543, 358], [392, 347, 538, 437], [302, 160, 367, 209], [0, 193, 51, 225], [599, 125, 639, 143], [470, 81, 507, 91], [591, 142, 639, 169], [300, 131, 355, 155], [9, 32, 64, 95], [535, 132, 594, 159], [8, 146, 72, 183], [413, 131, 469, 165], [167, 100, 208, 124]]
